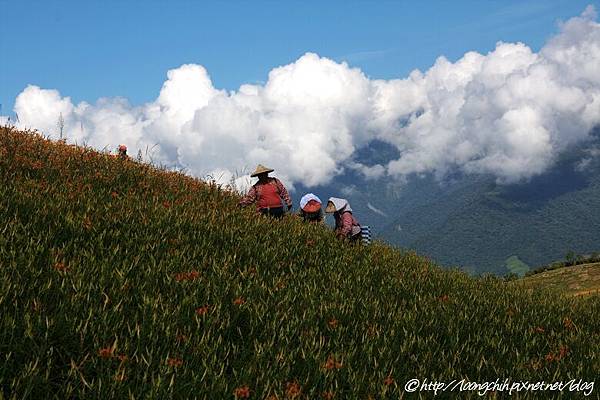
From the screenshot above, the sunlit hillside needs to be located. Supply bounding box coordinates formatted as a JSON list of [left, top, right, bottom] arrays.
[[516, 262, 600, 297], [1, 127, 598, 399]]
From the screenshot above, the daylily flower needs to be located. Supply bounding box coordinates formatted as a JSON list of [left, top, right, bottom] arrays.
[[167, 357, 183, 367], [98, 347, 113, 359], [233, 297, 246, 306], [233, 385, 251, 399], [195, 305, 210, 316], [285, 381, 301, 399]]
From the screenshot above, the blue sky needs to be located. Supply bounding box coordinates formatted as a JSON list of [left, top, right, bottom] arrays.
[[0, 0, 597, 115]]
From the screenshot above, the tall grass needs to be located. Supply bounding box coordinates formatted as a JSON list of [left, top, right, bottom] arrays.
[[1, 127, 598, 399]]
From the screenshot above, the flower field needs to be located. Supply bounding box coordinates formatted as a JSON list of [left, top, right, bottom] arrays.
[[1, 126, 598, 399]]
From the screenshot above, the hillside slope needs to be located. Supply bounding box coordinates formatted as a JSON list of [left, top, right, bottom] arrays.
[[515, 263, 600, 297], [1, 127, 599, 399]]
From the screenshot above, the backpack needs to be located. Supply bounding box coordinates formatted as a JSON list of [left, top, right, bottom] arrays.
[[360, 226, 372, 245]]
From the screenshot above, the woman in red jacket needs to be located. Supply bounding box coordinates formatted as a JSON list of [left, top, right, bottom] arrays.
[[239, 164, 292, 219]]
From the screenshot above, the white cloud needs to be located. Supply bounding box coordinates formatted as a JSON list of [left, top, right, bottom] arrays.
[[4, 7, 600, 188], [377, 7, 600, 183]]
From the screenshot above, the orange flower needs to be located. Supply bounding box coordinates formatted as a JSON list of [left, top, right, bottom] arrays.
[[321, 391, 334, 400], [167, 357, 183, 367], [323, 355, 343, 371], [176, 334, 188, 342], [233, 385, 251, 399], [285, 381, 301, 399], [438, 294, 450, 303], [53, 262, 69, 272], [563, 317, 574, 330], [31, 161, 43, 170], [545, 352, 555, 362], [174, 273, 185, 282], [98, 347, 114, 359], [558, 345, 569, 359], [174, 270, 201, 282], [383, 375, 395, 386], [163, 201, 171, 209], [233, 297, 246, 306], [327, 319, 338, 329], [195, 305, 210, 316], [533, 326, 545, 334], [111, 191, 118, 198], [82, 217, 93, 230]]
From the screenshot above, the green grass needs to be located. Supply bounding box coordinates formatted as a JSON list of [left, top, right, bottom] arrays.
[[515, 262, 600, 297], [1, 127, 599, 399]]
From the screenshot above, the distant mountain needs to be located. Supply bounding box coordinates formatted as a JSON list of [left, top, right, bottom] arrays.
[[301, 133, 600, 275]]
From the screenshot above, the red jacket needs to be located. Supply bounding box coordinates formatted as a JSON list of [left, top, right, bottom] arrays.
[[239, 177, 292, 210], [334, 211, 361, 238]]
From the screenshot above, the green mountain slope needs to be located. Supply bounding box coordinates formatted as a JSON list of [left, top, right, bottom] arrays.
[[305, 138, 600, 275], [382, 153, 600, 275], [1, 127, 599, 398]]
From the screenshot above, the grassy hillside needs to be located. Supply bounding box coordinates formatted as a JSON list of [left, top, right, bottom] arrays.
[[1, 127, 599, 399], [515, 263, 600, 297]]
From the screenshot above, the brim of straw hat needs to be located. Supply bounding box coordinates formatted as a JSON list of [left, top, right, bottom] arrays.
[[250, 165, 275, 177]]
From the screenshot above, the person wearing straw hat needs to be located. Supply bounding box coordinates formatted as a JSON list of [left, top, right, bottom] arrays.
[[325, 197, 362, 240], [239, 164, 292, 219], [299, 193, 323, 223]]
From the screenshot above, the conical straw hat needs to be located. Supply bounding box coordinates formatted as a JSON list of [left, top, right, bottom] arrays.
[[250, 164, 274, 177]]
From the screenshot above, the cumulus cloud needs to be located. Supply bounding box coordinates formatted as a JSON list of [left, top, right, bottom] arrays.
[[4, 6, 600, 187]]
